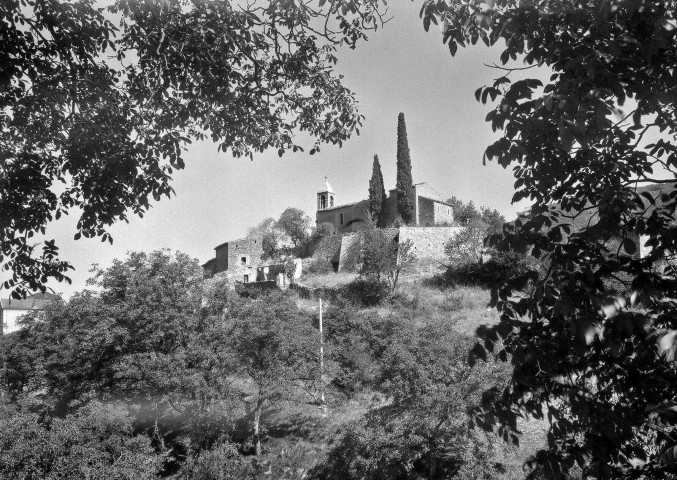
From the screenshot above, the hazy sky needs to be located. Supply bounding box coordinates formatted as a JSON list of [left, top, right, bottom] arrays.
[[9, 2, 546, 298]]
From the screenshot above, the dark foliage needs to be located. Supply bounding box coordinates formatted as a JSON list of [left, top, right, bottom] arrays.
[[322, 301, 401, 393], [445, 250, 538, 289], [0, 401, 162, 479], [360, 225, 416, 293], [421, 0, 677, 476], [0, 0, 386, 298], [304, 258, 335, 276], [311, 322, 510, 480], [368, 154, 388, 226], [314, 278, 390, 308], [395, 113, 416, 224]]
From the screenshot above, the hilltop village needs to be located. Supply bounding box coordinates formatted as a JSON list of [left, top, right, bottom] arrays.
[[201, 114, 463, 287]]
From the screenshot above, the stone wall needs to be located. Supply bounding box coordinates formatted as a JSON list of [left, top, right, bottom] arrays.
[[399, 226, 463, 262], [316, 200, 370, 234], [311, 234, 343, 265], [214, 243, 229, 273], [331, 226, 463, 273], [208, 237, 264, 282], [338, 233, 363, 272], [432, 201, 454, 225]]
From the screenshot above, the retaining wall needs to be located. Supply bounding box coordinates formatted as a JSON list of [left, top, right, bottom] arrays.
[[338, 233, 362, 272], [398, 226, 463, 262]]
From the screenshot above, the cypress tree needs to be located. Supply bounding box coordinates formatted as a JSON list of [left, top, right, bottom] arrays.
[[368, 154, 387, 226], [395, 112, 415, 224]]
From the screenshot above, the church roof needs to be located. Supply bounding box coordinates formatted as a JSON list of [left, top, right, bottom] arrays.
[[415, 182, 445, 203], [319, 177, 333, 194], [0, 293, 59, 311]]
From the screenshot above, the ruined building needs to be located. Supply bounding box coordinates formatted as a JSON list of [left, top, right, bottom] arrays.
[[202, 237, 263, 283]]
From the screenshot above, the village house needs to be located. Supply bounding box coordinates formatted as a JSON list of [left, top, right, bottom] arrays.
[[202, 236, 302, 286], [202, 237, 263, 283], [1, 292, 59, 334]]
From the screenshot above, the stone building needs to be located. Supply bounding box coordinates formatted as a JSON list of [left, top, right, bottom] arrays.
[[316, 179, 454, 234], [202, 237, 263, 283], [202, 237, 302, 287]]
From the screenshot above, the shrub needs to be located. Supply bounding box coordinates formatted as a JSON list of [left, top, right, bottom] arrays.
[[315, 222, 337, 238], [304, 257, 335, 276], [177, 439, 254, 480], [323, 303, 383, 392], [444, 219, 487, 265], [445, 250, 538, 288], [342, 278, 390, 307], [360, 227, 415, 293], [0, 402, 162, 479]]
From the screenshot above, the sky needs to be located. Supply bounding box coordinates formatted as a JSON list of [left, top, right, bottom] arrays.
[[6, 1, 546, 298]]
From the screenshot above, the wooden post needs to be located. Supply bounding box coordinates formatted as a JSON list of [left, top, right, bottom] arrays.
[[319, 298, 327, 415]]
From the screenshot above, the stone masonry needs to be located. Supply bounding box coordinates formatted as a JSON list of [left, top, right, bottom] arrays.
[[335, 226, 463, 272]]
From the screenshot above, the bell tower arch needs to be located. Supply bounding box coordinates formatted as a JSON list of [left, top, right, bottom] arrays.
[[317, 177, 335, 211]]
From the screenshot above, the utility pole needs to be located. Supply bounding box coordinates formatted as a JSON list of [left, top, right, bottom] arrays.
[[319, 298, 327, 416]]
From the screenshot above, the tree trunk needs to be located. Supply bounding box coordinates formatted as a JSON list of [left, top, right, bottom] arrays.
[[253, 396, 264, 456], [428, 441, 437, 480], [428, 454, 436, 480]]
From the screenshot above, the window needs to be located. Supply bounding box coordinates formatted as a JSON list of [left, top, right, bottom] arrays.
[[320, 195, 326, 209], [339, 213, 344, 224], [241, 256, 248, 266], [243, 274, 249, 283], [330, 196, 334, 207]]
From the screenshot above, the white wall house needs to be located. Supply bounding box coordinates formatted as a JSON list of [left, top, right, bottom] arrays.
[[0, 293, 59, 334]]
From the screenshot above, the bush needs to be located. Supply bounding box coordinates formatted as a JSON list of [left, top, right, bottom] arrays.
[[312, 278, 389, 308], [322, 302, 397, 393], [315, 222, 337, 238], [177, 439, 254, 480], [444, 250, 538, 288], [0, 402, 162, 479], [444, 219, 486, 265], [360, 227, 415, 293], [304, 257, 335, 276], [342, 278, 390, 307]]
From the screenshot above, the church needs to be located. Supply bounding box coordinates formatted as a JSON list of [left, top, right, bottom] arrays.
[[316, 179, 454, 234], [316, 112, 454, 233]]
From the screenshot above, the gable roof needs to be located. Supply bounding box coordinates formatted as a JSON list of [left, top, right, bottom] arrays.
[[0, 293, 59, 311]]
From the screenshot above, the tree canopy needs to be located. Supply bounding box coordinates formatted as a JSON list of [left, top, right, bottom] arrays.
[[0, 0, 387, 299], [446, 196, 505, 234], [276, 207, 312, 248], [421, 0, 677, 477]]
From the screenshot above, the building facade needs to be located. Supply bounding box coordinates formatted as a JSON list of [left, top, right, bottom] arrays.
[[316, 181, 454, 234], [202, 238, 303, 287], [202, 237, 264, 283], [1, 292, 59, 334]]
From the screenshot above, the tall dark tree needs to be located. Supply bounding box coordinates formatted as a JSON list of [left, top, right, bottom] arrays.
[[368, 154, 387, 226], [421, 0, 677, 477], [395, 113, 416, 224]]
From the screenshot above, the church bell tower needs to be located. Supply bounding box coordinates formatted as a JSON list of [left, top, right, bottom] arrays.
[[317, 177, 335, 211]]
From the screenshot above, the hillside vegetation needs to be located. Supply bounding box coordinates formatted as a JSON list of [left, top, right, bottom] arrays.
[[0, 249, 550, 480]]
